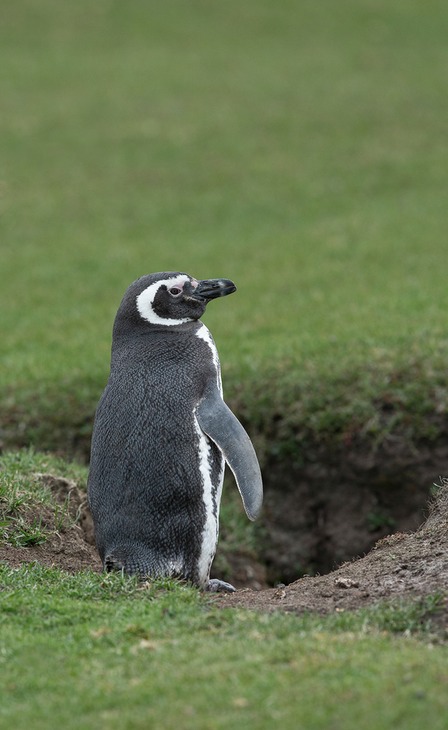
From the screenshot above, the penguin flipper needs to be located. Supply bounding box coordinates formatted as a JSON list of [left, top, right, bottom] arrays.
[[196, 388, 263, 521]]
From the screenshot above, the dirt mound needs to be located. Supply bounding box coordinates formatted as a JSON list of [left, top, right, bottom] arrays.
[[214, 484, 448, 615], [0, 474, 101, 573]]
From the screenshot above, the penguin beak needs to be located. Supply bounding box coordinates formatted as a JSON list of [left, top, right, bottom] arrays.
[[191, 278, 237, 302]]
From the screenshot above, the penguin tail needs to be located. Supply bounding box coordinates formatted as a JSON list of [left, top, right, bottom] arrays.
[[104, 554, 127, 573], [103, 550, 155, 578]]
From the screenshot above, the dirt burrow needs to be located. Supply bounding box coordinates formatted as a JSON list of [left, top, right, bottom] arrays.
[[214, 483, 448, 617], [249, 435, 448, 584]]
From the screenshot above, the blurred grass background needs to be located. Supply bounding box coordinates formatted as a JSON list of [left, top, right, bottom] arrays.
[[1, 0, 447, 450]]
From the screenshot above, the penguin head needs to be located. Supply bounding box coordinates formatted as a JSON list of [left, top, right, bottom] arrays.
[[115, 272, 236, 332]]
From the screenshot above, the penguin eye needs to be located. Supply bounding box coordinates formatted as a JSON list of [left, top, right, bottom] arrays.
[[168, 286, 182, 297]]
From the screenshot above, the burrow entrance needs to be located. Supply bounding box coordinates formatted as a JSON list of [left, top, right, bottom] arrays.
[[213, 437, 448, 588]]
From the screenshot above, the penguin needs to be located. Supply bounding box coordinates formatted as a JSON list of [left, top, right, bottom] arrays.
[[87, 272, 263, 592]]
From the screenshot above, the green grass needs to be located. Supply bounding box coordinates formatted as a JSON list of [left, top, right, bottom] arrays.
[[1, 0, 448, 452], [1, 564, 447, 730]]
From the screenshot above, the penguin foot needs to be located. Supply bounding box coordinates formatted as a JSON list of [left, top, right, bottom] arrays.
[[206, 578, 236, 593]]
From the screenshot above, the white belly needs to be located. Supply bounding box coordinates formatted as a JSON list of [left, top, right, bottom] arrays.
[[193, 415, 225, 586]]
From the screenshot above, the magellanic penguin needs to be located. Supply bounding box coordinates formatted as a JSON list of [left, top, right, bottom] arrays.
[[87, 272, 263, 592]]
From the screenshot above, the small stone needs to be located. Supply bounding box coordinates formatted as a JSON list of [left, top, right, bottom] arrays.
[[334, 577, 359, 589], [274, 586, 287, 600]]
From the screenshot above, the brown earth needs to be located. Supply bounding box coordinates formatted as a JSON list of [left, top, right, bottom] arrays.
[[0, 474, 102, 574], [1, 474, 447, 627]]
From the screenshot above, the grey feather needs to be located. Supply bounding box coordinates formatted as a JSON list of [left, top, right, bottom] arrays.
[[196, 384, 263, 521]]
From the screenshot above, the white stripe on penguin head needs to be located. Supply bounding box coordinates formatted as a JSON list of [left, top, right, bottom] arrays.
[[136, 275, 192, 326]]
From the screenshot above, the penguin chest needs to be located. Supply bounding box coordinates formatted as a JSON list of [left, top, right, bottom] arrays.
[[193, 414, 225, 585]]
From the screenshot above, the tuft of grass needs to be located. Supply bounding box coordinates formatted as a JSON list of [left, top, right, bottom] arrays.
[[362, 594, 446, 637], [0, 449, 86, 547], [0, 515, 47, 547]]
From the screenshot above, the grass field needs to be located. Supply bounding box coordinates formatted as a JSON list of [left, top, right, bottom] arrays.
[[1, 1, 448, 727], [2, 563, 448, 730], [2, 0, 448, 428]]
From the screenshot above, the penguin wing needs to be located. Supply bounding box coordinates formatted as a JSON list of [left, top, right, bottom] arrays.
[[196, 386, 263, 521]]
